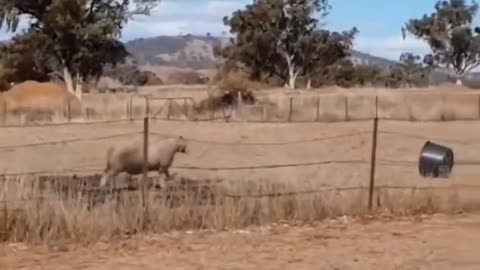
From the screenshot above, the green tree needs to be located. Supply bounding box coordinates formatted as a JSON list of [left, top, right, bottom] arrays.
[[384, 52, 433, 88], [0, 33, 53, 84], [220, 0, 357, 89], [300, 28, 357, 89], [402, 0, 480, 85], [0, 0, 159, 99]]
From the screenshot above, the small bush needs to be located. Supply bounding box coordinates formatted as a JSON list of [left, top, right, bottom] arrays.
[[166, 71, 209, 85], [192, 71, 257, 113], [216, 71, 253, 94], [103, 65, 163, 86]]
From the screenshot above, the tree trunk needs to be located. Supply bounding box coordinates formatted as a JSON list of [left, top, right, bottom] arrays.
[[63, 67, 75, 95], [74, 73, 83, 100], [455, 72, 463, 86], [287, 70, 299, 89], [283, 52, 298, 90], [306, 77, 312, 90]]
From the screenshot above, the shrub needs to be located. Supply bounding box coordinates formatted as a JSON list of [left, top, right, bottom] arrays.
[[166, 71, 209, 84]]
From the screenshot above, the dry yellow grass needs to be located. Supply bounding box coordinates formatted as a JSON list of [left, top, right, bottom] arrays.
[[0, 174, 466, 245], [2, 84, 480, 125]]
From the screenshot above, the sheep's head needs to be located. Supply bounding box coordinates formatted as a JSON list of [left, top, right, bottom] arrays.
[[176, 136, 187, 153]]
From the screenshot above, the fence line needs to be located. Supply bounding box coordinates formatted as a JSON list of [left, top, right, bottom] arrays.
[[0, 132, 142, 151], [1, 128, 476, 151], [6, 93, 480, 128], [150, 130, 372, 146], [377, 130, 473, 145], [0, 159, 368, 177], [3, 184, 480, 204], [0, 118, 143, 129], [1, 115, 480, 212]]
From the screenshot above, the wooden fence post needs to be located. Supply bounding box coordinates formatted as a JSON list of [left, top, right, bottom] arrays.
[[1, 201, 7, 241], [129, 96, 133, 121], [236, 91, 243, 121], [288, 98, 293, 122], [478, 95, 480, 120], [167, 99, 171, 120], [142, 116, 149, 228], [145, 96, 150, 118], [368, 117, 379, 211], [210, 95, 215, 121], [183, 98, 189, 120], [345, 96, 349, 121], [316, 97, 320, 122], [1, 98, 7, 126], [67, 99, 71, 122]]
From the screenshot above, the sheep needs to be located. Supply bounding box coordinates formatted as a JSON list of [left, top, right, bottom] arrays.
[[99, 136, 188, 188]]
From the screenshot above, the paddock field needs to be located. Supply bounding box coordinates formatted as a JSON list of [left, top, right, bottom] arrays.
[[2, 86, 480, 270]]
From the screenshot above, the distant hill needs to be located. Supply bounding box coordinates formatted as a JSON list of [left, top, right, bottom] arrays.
[[124, 34, 398, 70], [124, 34, 223, 69], [124, 34, 480, 85]]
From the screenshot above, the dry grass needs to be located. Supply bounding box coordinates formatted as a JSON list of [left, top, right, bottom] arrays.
[[0, 173, 472, 245], [3, 84, 480, 126], [2, 86, 480, 246]]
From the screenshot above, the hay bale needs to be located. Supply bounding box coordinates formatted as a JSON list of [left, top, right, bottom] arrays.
[[1, 80, 83, 121]]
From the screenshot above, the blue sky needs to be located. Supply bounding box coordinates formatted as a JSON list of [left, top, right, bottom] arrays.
[[1, 0, 479, 60]]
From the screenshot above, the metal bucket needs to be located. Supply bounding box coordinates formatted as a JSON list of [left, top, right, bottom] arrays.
[[418, 140, 454, 178]]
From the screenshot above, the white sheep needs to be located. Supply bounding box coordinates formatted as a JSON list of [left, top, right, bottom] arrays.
[[99, 136, 188, 188]]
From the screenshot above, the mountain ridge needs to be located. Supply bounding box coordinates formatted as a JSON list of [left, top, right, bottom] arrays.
[[124, 34, 398, 69]]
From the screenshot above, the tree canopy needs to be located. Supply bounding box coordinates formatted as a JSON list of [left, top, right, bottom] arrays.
[[402, 0, 480, 85], [0, 0, 160, 99], [218, 0, 358, 89]]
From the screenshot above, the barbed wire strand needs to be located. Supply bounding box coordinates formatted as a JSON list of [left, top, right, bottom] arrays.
[[4, 158, 480, 177], [379, 159, 480, 166], [0, 132, 142, 151], [150, 130, 372, 146], [0, 128, 371, 150], [378, 117, 480, 123], [172, 160, 367, 171], [150, 116, 232, 122], [0, 159, 368, 177], [2, 184, 480, 203], [378, 130, 471, 145], [0, 118, 143, 129]]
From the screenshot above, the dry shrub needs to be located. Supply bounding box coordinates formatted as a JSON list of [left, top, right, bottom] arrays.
[[216, 71, 255, 93], [166, 71, 209, 85], [0, 175, 474, 245], [191, 71, 257, 115], [0, 80, 82, 124]]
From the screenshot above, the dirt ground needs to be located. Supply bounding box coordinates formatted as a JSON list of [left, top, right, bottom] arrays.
[[1, 212, 480, 270]]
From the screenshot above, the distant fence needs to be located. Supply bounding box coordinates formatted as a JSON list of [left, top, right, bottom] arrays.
[[4, 92, 480, 126], [1, 114, 480, 213]]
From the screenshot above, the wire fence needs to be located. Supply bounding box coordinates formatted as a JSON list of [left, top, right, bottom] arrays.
[[1, 113, 480, 210], [5, 93, 480, 128]]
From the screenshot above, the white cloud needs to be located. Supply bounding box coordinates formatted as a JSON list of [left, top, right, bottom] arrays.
[[354, 34, 431, 60], [122, 0, 245, 40], [0, 1, 433, 63]]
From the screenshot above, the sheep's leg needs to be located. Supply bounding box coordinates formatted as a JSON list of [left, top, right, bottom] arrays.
[[155, 167, 170, 189], [100, 171, 115, 188], [164, 167, 171, 180]]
